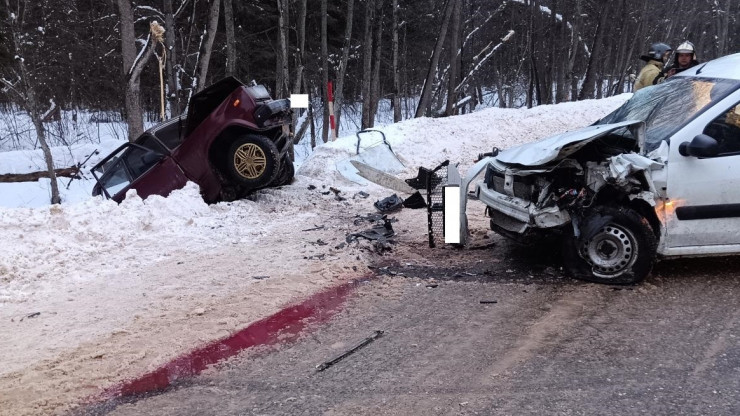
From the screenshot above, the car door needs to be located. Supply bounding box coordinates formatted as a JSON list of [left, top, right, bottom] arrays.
[[663, 88, 740, 253], [93, 141, 190, 203]]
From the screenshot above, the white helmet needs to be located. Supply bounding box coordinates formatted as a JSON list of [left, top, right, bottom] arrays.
[[675, 41, 695, 56]]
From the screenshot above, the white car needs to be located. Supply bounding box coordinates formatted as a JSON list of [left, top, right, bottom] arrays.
[[444, 53, 740, 284]]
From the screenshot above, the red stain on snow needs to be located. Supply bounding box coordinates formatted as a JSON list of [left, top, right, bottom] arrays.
[[95, 278, 361, 400]]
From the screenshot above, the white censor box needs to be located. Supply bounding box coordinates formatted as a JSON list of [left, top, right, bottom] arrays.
[[290, 94, 309, 109], [444, 185, 461, 244]]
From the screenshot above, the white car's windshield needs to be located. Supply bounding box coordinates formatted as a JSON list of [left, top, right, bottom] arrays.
[[598, 77, 740, 152]]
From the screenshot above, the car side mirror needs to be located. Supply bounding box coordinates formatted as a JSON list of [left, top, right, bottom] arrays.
[[678, 134, 718, 158]]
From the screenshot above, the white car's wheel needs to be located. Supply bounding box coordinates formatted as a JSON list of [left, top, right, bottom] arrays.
[[563, 206, 657, 285]]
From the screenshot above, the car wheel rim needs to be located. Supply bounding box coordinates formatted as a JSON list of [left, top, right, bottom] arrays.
[[234, 143, 266, 179], [580, 224, 637, 278]]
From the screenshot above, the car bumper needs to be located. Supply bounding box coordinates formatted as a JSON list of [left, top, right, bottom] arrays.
[[476, 183, 571, 233]]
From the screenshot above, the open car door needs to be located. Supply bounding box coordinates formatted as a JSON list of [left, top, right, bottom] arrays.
[[91, 138, 189, 203]]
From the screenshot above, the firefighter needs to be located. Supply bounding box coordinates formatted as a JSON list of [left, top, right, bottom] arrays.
[[634, 42, 672, 91], [665, 41, 700, 78]]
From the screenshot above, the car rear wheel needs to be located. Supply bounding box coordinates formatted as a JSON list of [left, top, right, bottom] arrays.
[[272, 154, 295, 186], [226, 134, 280, 189], [562, 206, 657, 285]]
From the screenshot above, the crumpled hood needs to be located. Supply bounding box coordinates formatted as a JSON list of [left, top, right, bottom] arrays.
[[495, 120, 643, 167]]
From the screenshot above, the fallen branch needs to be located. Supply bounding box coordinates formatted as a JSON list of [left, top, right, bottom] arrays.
[[0, 166, 80, 183]]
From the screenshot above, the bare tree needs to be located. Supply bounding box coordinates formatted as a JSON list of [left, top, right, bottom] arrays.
[[578, 2, 609, 100], [391, 0, 401, 122], [320, 0, 329, 142], [715, 0, 732, 57], [415, 0, 455, 118], [334, 0, 355, 133], [1, 0, 60, 203], [117, 0, 149, 141], [276, 0, 290, 97], [196, 0, 220, 92], [224, 0, 236, 76], [291, 0, 307, 148], [163, 0, 180, 117], [369, 0, 384, 124], [361, 0, 376, 129], [445, 0, 462, 116]]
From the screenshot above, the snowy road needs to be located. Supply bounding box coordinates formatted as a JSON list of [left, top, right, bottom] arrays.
[[76, 230, 740, 416]]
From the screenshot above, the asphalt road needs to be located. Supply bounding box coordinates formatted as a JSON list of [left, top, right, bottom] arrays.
[[77, 237, 740, 416]]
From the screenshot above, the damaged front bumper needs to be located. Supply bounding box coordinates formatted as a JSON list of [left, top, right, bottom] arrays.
[[442, 159, 573, 246], [442, 149, 665, 246]]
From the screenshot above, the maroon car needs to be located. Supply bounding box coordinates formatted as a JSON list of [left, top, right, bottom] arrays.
[[91, 77, 293, 203]]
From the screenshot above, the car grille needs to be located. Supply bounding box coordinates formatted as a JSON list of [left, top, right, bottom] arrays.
[[485, 166, 535, 201]]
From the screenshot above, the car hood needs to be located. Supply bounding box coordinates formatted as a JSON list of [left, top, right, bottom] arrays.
[[495, 120, 643, 167]]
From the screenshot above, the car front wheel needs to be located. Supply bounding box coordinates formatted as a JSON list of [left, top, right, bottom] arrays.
[[562, 206, 657, 285], [226, 134, 280, 189]]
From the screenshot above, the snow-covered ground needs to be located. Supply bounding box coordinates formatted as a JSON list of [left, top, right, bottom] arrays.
[[0, 95, 628, 416]]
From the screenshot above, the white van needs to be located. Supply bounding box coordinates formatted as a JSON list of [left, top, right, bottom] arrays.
[[445, 53, 740, 284]]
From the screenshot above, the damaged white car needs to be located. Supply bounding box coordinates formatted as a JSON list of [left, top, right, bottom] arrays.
[[444, 53, 740, 284]]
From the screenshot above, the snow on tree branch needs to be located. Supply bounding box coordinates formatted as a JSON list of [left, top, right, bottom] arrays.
[[456, 30, 515, 93]]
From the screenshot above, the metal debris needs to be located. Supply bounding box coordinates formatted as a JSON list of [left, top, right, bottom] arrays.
[[316, 330, 384, 372]]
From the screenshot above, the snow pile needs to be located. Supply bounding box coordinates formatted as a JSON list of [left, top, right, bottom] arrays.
[[1, 95, 629, 302]]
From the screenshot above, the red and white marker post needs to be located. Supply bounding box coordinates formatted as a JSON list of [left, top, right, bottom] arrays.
[[328, 81, 336, 141]]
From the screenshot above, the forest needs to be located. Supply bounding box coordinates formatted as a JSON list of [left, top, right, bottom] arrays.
[[0, 0, 738, 158]]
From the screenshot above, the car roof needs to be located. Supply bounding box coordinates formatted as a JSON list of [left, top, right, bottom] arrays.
[[676, 52, 740, 81]]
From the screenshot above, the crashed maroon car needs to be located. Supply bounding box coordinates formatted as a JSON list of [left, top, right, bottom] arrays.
[[91, 77, 293, 203]]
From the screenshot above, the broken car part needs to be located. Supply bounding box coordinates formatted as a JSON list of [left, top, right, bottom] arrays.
[[316, 330, 384, 372]]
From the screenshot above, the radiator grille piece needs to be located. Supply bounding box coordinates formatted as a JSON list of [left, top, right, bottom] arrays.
[[425, 162, 449, 248]]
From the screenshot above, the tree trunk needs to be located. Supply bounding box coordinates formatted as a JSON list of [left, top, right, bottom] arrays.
[[276, 0, 290, 98], [415, 0, 455, 118], [361, 0, 376, 129], [163, 0, 180, 117], [224, 0, 237, 76], [196, 0, 220, 92], [334, 0, 355, 134], [293, 0, 307, 96], [291, 0, 307, 150], [716, 0, 731, 57], [578, 2, 608, 100], [369, 0, 384, 124], [391, 0, 401, 122], [564, 0, 582, 102], [320, 0, 329, 142], [3, 0, 61, 204], [116, 0, 146, 141], [306, 79, 317, 150], [445, 0, 462, 116]]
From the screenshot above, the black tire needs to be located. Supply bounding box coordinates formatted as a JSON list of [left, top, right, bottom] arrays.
[[562, 206, 657, 285], [225, 135, 280, 189], [272, 154, 295, 186]]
